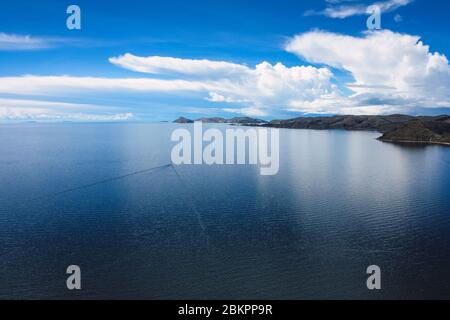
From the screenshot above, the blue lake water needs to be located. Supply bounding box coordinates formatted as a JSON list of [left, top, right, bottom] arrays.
[[0, 122, 449, 299]]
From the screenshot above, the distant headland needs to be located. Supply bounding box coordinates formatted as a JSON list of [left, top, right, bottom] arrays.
[[174, 116, 267, 125], [174, 115, 450, 146]]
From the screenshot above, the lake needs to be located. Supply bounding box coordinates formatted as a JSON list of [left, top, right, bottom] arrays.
[[0, 122, 449, 299]]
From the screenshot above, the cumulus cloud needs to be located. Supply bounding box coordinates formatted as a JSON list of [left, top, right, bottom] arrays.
[[203, 62, 337, 113], [0, 59, 338, 117], [285, 30, 450, 113], [206, 92, 238, 103], [110, 54, 339, 115], [2, 29, 449, 118]]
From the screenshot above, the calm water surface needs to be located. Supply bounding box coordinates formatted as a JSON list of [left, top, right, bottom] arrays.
[[0, 123, 449, 299]]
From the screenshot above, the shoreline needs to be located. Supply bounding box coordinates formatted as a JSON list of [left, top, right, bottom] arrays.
[[175, 115, 450, 147], [377, 138, 450, 146]]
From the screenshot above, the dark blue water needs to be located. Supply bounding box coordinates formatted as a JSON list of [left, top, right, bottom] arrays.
[[1, 123, 449, 299]]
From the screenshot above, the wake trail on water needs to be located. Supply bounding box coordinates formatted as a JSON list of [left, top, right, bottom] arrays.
[[3, 163, 172, 211], [170, 164, 211, 249]]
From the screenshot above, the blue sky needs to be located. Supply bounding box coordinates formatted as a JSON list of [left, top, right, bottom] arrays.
[[0, 0, 449, 121]]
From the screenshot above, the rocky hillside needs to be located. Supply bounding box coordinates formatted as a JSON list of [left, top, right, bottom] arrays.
[[267, 115, 419, 132], [265, 115, 450, 145], [378, 120, 450, 145]]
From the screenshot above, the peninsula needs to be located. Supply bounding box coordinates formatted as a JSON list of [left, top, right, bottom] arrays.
[[174, 115, 450, 145]]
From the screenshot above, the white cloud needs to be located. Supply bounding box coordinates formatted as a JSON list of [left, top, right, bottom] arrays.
[[0, 32, 118, 51], [3, 29, 449, 119], [206, 92, 237, 103], [202, 61, 337, 114], [0, 109, 133, 121], [0, 98, 133, 121], [310, 0, 412, 19], [285, 30, 450, 113], [109, 54, 249, 78], [287, 92, 400, 115], [0, 33, 50, 50], [0, 59, 338, 117], [0, 76, 225, 95], [322, 5, 367, 18], [0, 98, 115, 110], [222, 107, 269, 117], [109, 54, 341, 116]]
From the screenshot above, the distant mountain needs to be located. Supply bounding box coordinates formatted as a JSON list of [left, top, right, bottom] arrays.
[[173, 117, 194, 123], [195, 117, 227, 123], [266, 114, 414, 132], [173, 116, 267, 124], [265, 114, 450, 145], [226, 117, 267, 124]]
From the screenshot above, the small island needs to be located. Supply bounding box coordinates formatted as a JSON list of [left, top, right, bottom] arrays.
[[174, 114, 450, 146]]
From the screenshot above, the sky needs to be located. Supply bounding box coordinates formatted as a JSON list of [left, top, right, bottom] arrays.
[[0, 0, 449, 121]]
